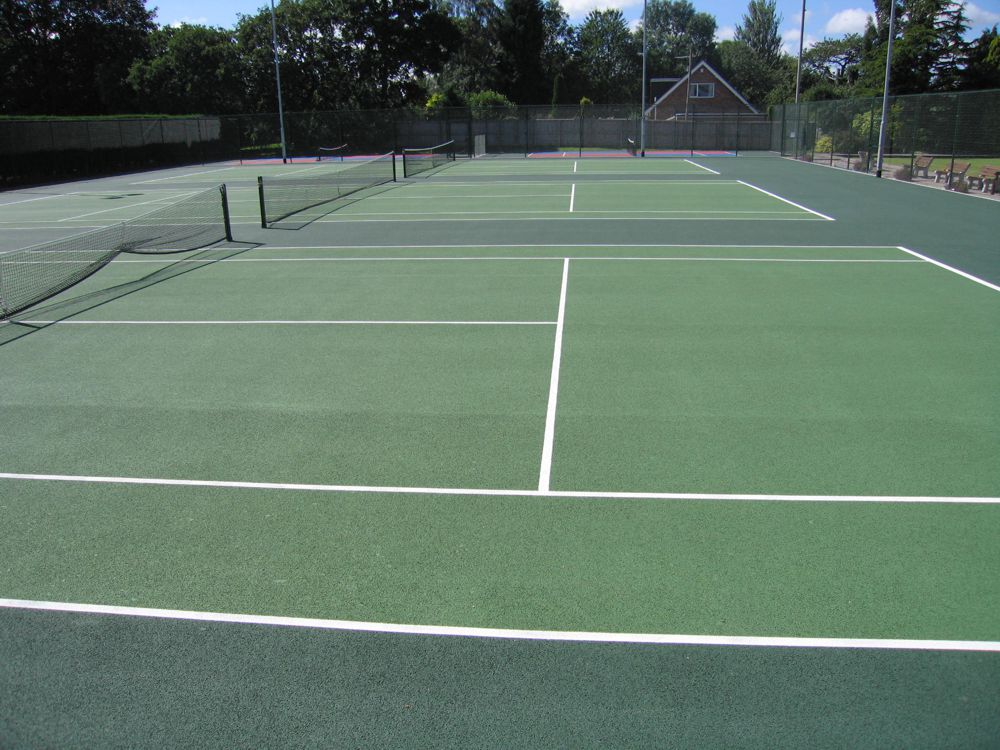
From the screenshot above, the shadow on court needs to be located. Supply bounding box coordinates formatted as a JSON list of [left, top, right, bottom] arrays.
[[0, 241, 259, 347]]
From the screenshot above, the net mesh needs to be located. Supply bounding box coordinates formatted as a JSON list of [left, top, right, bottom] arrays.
[[257, 152, 396, 226], [317, 144, 348, 162], [1, 184, 231, 319], [626, 138, 638, 156], [402, 140, 456, 177]]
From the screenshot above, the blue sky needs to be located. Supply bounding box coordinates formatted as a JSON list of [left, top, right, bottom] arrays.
[[150, 0, 1000, 53]]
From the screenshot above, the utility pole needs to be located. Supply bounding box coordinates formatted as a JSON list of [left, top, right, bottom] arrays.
[[794, 0, 806, 104], [640, 0, 648, 156], [875, 0, 898, 178], [269, 0, 289, 164]]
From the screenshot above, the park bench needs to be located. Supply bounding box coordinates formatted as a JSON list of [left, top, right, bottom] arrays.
[[933, 160, 971, 187], [912, 154, 934, 177], [968, 165, 999, 194]]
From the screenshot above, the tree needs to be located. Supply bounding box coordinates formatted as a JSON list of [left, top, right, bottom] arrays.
[[128, 25, 244, 115], [734, 0, 782, 68], [492, 0, 548, 104], [1, 0, 154, 115], [577, 9, 640, 103], [641, 0, 717, 77], [236, 0, 460, 111], [803, 35, 864, 87], [859, 0, 970, 94], [960, 26, 1000, 89], [434, 0, 502, 99]]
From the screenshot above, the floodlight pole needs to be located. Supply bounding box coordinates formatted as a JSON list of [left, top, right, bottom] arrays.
[[640, 0, 648, 156], [269, 0, 289, 164], [794, 0, 806, 104], [875, 0, 898, 178]]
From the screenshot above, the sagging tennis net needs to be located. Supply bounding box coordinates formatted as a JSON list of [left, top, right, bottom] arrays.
[[402, 140, 456, 178], [0, 184, 232, 320], [257, 152, 396, 227], [626, 138, 638, 156]]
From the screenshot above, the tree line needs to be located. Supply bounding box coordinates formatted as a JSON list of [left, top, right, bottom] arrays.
[[2, 0, 998, 118]]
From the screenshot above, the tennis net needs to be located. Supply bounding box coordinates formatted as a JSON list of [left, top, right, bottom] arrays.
[[317, 144, 348, 162], [626, 138, 638, 156], [1, 184, 232, 320], [257, 152, 396, 227], [402, 140, 456, 178]]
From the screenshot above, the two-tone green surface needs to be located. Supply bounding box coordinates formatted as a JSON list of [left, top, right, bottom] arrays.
[[2, 154, 998, 748]]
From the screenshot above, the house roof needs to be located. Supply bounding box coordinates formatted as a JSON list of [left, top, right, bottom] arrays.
[[644, 60, 759, 116]]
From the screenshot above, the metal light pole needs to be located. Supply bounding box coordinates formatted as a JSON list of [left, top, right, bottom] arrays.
[[677, 49, 692, 119], [875, 0, 898, 178], [269, 0, 289, 164], [794, 0, 806, 104], [640, 0, 648, 156]]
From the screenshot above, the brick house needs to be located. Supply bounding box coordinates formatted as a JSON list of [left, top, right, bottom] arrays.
[[645, 61, 759, 121]]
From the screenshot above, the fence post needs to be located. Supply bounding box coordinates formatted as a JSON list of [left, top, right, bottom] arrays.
[[947, 92, 961, 186]]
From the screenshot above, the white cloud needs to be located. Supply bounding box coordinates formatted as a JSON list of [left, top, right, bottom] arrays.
[[963, 2, 1000, 27], [715, 25, 737, 42], [561, 0, 640, 19], [825, 8, 873, 35], [170, 16, 209, 28], [782, 27, 819, 56]]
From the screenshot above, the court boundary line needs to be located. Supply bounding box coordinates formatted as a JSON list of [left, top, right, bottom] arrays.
[[897, 246, 1000, 292], [16, 320, 558, 326], [735, 180, 835, 221], [255, 244, 906, 250], [538, 259, 569, 491], [1, 473, 996, 504], [2, 599, 998, 651], [106, 257, 922, 265], [684, 160, 721, 175]]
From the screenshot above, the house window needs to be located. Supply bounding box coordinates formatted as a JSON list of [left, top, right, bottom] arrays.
[[690, 83, 715, 98]]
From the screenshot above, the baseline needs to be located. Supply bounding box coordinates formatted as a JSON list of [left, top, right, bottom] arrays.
[[2, 599, 999, 651]]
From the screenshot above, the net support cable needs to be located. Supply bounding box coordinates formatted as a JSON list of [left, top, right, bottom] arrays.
[[402, 140, 457, 178], [257, 152, 396, 228], [0, 185, 232, 320]]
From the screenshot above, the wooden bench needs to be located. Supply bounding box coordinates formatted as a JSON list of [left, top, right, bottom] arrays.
[[968, 165, 999, 194], [912, 153, 934, 177], [934, 160, 971, 187]]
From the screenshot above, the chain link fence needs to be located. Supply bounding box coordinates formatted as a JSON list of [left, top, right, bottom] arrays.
[[2, 105, 776, 188], [771, 88, 1000, 185]]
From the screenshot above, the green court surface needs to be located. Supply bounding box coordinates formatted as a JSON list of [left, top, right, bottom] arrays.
[[1, 153, 998, 748]]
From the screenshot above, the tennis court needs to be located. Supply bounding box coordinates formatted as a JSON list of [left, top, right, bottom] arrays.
[[1, 152, 998, 747]]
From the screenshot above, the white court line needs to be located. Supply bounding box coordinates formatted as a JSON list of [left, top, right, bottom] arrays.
[[132, 167, 234, 184], [569, 184, 576, 212], [1, 473, 996, 505], [390, 180, 740, 186], [57, 191, 197, 222], [256, 244, 903, 250], [1, 599, 998, 651], [106, 257, 920, 265], [367, 194, 571, 201], [736, 180, 835, 221], [0, 193, 67, 207], [19, 320, 557, 326], [896, 246, 1000, 293], [231, 216, 827, 225], [300, 209, 810, 218], [538, 258, 570, 492], [573, 161, 578, 173], [684, 159, 721, 175]]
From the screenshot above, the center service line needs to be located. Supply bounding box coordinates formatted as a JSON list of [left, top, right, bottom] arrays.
[[569, 184, 576, 213], [538, 258, 570, 492]]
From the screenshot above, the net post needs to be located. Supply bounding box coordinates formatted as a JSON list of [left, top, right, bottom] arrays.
[[220, 185, 233, 241], [257, 176, 268, 228], [392, 152, 397, 182]]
